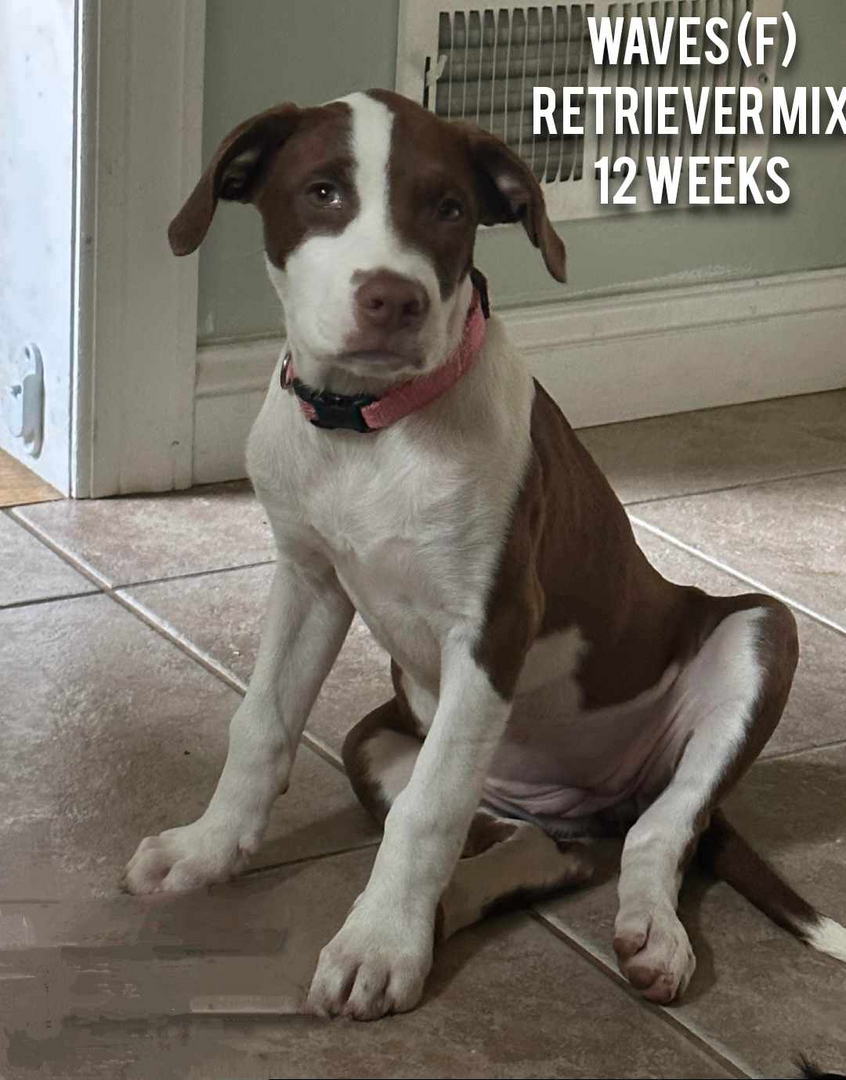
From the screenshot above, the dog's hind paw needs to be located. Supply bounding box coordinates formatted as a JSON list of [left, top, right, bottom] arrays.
[[613, 902, 696, 1004]]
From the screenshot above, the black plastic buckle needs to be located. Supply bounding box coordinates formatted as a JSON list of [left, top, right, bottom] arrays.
[[281, 356, 378, 433], [470, 267, 491, 319]]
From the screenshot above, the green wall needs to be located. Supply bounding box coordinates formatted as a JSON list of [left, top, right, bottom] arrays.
[[198, 0, 846, 343]]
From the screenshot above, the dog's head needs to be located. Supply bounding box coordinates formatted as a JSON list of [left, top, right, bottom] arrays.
[[171, 90, 566, 392]]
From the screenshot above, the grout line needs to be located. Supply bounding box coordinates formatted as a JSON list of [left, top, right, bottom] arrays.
[[529, 910, 755, 1079], [761, 736, 846, 764], [0, 589, 100, 612], [242, 838, 380, 880], [7, 508, 276, 593], [7, 509, 113, 590], [576, 386, 846, 435], [629, 516, 846, 638], [6, 505, 344, 774], [112, 591, 253, 693], [3, 511, 268, 612], [110, 589, 347, 774], [623, 464, 846, 509], [297, 729, 346, 771], [118, 559, 276, 591]]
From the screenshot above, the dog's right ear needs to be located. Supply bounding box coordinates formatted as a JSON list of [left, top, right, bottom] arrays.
[[168, 104, 301, 256], [458, 122, 567, 283]]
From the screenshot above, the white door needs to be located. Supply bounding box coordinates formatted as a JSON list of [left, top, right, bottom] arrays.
[[0, 0, 76, 493], [0, 0, 206, 499]]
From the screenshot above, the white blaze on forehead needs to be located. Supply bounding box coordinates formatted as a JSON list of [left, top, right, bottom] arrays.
[[337, 92, 393, 230], [330, 91, 435, 284]]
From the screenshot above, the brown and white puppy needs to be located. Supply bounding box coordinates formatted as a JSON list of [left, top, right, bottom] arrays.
[[124, 90, 846, 1020]]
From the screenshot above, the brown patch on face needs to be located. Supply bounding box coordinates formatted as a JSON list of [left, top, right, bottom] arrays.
[[368, 89, 567, 298], [368, 90, 481, 299], [255, 104, 359, 270], [167, 102, 357, 263]]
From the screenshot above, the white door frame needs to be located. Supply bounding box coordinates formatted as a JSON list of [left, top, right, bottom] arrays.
[[72, 0, 206, 498]]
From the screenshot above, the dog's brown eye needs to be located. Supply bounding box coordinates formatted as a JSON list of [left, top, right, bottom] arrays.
[[437, 197, 463, 221], [307, 181, 342, 207]]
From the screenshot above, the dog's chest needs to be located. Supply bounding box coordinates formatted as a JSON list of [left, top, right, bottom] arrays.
[[252, 388, 523, 683], [317, 445, 506, 680]]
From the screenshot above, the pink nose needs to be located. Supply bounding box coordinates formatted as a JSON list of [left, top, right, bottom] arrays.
[[354, 272, 429, 333]]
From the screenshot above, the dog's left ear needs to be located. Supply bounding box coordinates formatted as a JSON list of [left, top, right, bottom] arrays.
[[462, 126, 567, 283]]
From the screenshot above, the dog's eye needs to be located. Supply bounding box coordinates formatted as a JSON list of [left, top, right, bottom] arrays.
[[307, 181, 342, 207], [437, 197, 464, 221]]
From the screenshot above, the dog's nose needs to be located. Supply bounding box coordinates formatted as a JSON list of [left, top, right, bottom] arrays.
[[355, 272, 429, 332]]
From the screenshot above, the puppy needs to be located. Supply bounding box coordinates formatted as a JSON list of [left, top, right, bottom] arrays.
[[124, 90, 845, 1021]]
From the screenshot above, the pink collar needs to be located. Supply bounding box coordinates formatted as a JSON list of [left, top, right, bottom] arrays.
[[282, 290, 487, 434]]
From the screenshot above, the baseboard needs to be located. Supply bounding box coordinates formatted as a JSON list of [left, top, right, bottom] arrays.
[[193, 267, 846, 485]]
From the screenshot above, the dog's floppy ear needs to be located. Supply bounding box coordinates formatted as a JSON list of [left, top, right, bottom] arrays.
[[168, 104, 301, 256], [462, 125, 567, 283]]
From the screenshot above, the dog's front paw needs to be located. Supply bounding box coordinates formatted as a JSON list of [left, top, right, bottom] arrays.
[[121, 817, 258, 895], [307, 897, 434, 1021], [614, 902, 696, 1004]]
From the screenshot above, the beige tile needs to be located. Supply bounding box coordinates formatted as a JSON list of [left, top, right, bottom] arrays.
[[124, 565, 393, 760], [125, 563, 276, 684], [632, 469, 846, 629], [0, 849, 732, 1080], [14, 481, 275, 587], [538, 742, 846, 1080], [634, 525, 846, 758], [0, 512, 95, 607], [578, 390, 846, 504], [0, 594, 376, 903]]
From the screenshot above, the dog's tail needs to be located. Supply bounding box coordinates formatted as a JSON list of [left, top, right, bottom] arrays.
[[697, 809, 846, 963], [796, 1058, 846, 1080]]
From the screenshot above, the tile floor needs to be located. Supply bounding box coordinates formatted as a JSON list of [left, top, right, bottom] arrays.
[[1, 390, 845, 1079]]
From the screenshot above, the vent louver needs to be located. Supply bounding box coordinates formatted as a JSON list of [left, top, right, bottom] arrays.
[[397, 0, 782, 220], [433, 7, 593, 183]]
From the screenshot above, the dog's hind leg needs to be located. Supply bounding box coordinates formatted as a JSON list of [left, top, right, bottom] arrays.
[[342, 697, 592, 942], [437, 811, 593, 940], [614, 594, 799, 1004]]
